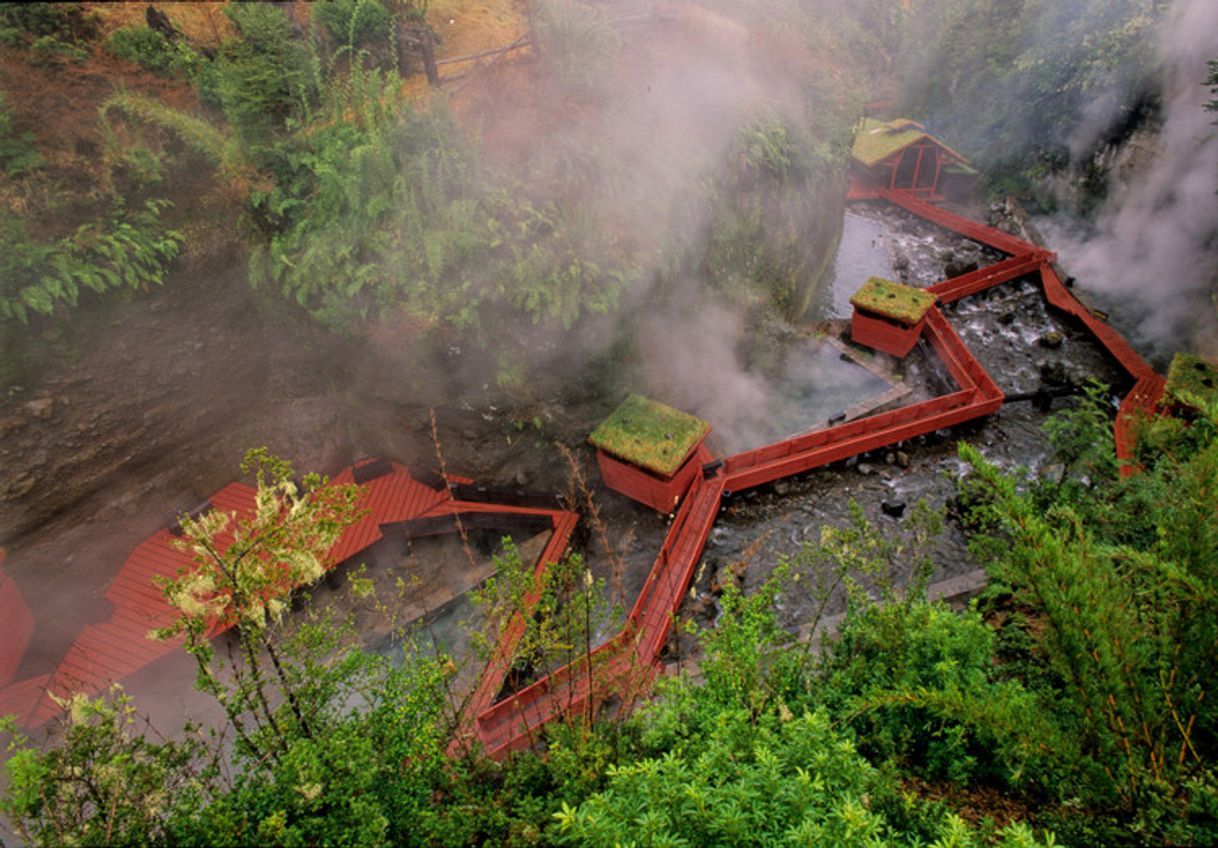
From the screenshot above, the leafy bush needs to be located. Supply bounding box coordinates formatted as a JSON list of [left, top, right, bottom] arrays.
[[313, 0, 394, 50], [0, 2, 98, 46], [0, 92, 43, 175], [1, 689, 209, 847], [530, 0, 621, 99], [0, 201, 183, 324], [960, 389, 1218, 841], [105, 26, 202, 78], [203, 3, 319, 152]]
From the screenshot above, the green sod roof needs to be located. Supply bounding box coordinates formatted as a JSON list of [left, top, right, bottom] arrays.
[[588, 394, 710, 476], [850, 276, 937, 325], [851, 117, 972, 169], [1165, 352, 1218, 408]]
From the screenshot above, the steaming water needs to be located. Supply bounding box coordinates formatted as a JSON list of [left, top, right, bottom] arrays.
[[820, 211, 896, 318], [710, 341, 888, 455]]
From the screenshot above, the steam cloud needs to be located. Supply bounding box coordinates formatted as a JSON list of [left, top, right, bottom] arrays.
[[1056, 0, 1218, 357]]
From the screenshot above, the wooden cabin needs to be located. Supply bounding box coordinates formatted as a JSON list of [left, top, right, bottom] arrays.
[[849, 276, 938, 357], [850, 118, 976, 201], [588, 395, 712, 513]]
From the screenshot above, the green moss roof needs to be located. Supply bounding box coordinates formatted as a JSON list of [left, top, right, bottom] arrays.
[[588, 394, 710, 476], [850, 276, 937, 324], [1165, 353, 1218, 408], [851, 117, 972, 169]]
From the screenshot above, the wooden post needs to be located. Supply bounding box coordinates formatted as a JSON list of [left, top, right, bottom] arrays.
[[398, 25, 440, 86]]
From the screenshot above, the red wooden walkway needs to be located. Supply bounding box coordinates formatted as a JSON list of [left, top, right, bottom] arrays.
[[2, 185, 1166, 758], [0, 462, 578, 729], [0, 551, 34, 689], [454, 187, 1166, 759]]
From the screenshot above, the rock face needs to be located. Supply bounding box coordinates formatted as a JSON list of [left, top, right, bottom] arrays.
[[881, 498, 906, 518], [24, 397, 53, 420]]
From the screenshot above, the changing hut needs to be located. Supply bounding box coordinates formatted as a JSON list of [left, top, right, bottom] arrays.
[[1163, 352, 1218, 416], [850, 276, 938, 357], [850, 117, 976, 200], [589, 394, 711, 513]]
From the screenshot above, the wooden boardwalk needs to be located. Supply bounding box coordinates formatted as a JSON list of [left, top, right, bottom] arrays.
[[0, 551, 34, 689], [458, 186, 1167, 759], [1, 184, 1166, 757], [0, 462, 578, 729]]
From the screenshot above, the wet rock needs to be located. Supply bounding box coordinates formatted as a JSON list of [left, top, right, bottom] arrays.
[[1039, 361, 1069, 387], [8, 473, 36, 498], [710, 562, 746, 595], [885, 451, 896, 465], [881, 498, 906, 518], [1038, 331, 1064, 349], [896, 451, 911, 469], [945, 256, 979, 278], [24, 396, 53, 419]]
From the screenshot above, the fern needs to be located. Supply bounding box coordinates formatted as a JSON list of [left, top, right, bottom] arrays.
[[0, 201, 182, 324]]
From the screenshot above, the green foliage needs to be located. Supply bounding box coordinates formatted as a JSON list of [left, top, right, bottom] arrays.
[[156, 448, 363, 761], [1, 688, 211, 847], [0, 2, 98, 50], [99, 92, 238, 174], [823, 600, 1062, 789], [470, 536, 613, 698], [558, 567, 1055, 847], [0, 91, 44, 175], [960, 389, 1218, 840], [204, 3, 319, 153], [0, 200, 182, 324], [105, 26, 203, 79], [530, 0, 621, 100], [313, 0, 394, 50], [695, 115, 848, 318], [899, 0, 1164, 207]]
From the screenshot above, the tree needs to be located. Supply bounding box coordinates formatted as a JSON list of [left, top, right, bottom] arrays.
[[1, 688, 212, 846], [154, 448, 362, 762], [959, 388, 1218, 840]]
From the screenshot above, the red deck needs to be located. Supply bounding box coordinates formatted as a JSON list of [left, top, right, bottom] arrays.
[[1, 462, 578, 730], [1, 183, 1165, 760], [0, 551, 34, 689]]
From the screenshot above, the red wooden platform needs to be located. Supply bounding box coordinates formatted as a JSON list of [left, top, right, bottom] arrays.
[[1, 183, 1165, 760], [457, 186, 1166, 760], [0, 462, 578, 730], [0, 551, 34, 689]]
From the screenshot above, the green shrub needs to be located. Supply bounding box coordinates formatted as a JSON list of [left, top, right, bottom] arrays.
[[312, 0, 393, 49], [105, 26, 202, 78], [0, 2, 98, 44], [207, 3, 319, 150], [0, 92, 43, 175], [0, 200, 183, 324], [960, 388, 1218, 839]]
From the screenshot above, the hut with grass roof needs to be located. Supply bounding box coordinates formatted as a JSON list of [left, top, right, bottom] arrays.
[[850, 117, 976, 200], [588, 395, 712, 513], [1164, 353, 1218, 416], [850, 276, 938, 357]]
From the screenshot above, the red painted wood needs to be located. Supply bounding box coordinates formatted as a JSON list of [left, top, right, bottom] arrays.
[[595, 436, 708, 513], [928, 252, 1049, 303], [850, 308, 925, 357], [0, 553, 34, 688], [1, 179, 1165, 757], [880, 189, 1037, 256]]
